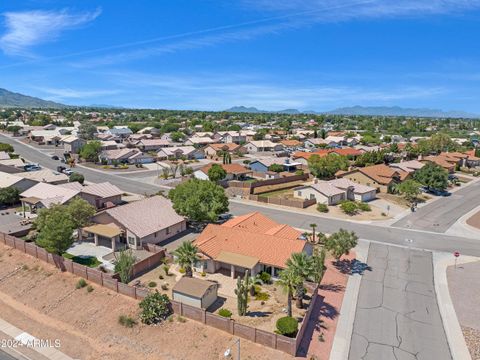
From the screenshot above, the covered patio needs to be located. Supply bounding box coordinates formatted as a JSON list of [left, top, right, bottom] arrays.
[[214, 251, 260, 278], [82, 224, 124, 251], [20, 196, 42, 218]]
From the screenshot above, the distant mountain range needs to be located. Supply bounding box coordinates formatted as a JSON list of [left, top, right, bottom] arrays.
[[0, 88, 67, 108], [225, 105, 479, 118], [0, 88, 478, 118]]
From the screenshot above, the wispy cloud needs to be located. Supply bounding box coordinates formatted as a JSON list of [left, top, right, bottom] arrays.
[[106, 71, 447, 110], [0, 8, 101, 57], [32, 86, 120, 102], [70, 0, 480, 68]]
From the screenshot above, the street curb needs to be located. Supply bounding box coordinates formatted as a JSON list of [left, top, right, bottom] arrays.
[[433, 252, 478, 360], [329, 239, 370, 360], [445, 204, 480, 239]]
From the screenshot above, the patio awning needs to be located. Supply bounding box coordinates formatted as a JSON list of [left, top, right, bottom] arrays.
[[83, 224, 122, 238], [21, 196, 42, 205], [215, 251, 259, 269]]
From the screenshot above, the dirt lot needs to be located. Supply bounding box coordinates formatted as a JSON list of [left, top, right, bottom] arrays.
[[0, 244, 292, 360]]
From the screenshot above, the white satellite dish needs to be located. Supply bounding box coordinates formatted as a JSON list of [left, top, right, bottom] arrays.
[[224, 348, 231, 358]]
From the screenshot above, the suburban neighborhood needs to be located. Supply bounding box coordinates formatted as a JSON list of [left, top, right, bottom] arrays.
[[2, 1, 480, 360], [0, 105, 480, 360]]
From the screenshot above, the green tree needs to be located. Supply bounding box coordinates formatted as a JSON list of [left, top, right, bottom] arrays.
[[207, 164, 227, 182], [311, 247, 327, 284], [395, 179, 422, 204], [277, 267, 302, 317], [170, 131, 185, 142], [268, 163, 284, 173], [309, 223, 317, 243], [308, 154, 349, 179], [35, 206, 75, 255], [114, 249, 137, 283], [414, 162, 448, 191], [78, 122, 97, 140], [168, 179, 229, 222], [66, 197, 96, 240], [286, 252, 314, 309], [325, 229, 358, 260], [0, 187, 20, 206], [172, 241, 199, 277], [139, 291, 172, 324], [340, 201, 358, 215], [6, 125, 21, 136], [79, 141, 102, 162], [0, 143, 14, 153], [69, 172, 85, 184]]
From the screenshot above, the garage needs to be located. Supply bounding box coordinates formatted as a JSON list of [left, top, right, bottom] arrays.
[[172, 277, 218, 310]]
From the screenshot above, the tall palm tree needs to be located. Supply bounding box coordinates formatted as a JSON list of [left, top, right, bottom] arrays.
[[286, 252, 314, 309], [309, 223, 317, 243], [277, 267, 302, 317], [172, 241, 199, 277]]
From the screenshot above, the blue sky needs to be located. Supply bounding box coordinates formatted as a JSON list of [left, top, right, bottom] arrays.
[[1, 1, 480, 112]]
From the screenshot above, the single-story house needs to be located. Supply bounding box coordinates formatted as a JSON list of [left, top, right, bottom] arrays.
[[136, 139, 173, 152], [157, 146, 204, 160], [90, 195, 186, 250], [203, 143, 247, 158], [389, 160, 425, 174], [60, 182, 123, 209], [244, 140, 284, 153], [248, 158, 301, 173], [99, 149, 154, 164], [20, 182, 80, 215], [184, 136, 216, 147], [194, 212, 312, 278], [106, 126, 133, 138], [328, 178, 377, 202], [336, 164, 409, 193], [194, 163, 252, 181], [280, 139, 303, 149], [420, 156, 456, 173], [294, 182, 346, 205], [0, 172, 37, 192], [172, 277, 218, 310], [61, 135, 85, 154], [18, 169, 69, 185]]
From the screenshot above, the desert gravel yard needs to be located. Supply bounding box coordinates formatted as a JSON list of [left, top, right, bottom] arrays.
[[0, 243, 292, 360]]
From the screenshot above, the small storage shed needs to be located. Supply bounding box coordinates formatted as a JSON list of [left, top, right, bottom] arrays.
[[172, 277, 218, 309]]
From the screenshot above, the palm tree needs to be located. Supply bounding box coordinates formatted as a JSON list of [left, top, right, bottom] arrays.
[[249, 274, 263, 296], [172, 241, 199, 277], [309, 223, 317, 243], [277, 267, 302, 317], [286, 253, 314, 309]]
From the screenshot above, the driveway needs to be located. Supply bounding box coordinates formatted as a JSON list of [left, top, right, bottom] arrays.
[[349, 243, 451, 360]]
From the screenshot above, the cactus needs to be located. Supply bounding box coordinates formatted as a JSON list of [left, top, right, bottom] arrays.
[[234, 270, 250, 316]]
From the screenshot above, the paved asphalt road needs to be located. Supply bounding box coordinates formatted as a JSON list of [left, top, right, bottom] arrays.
[[393, 180, 480, 233], [229, 201, 480, 256], [0, 350, 17, 360], [349, 243, 451, 360], [3, 133, 480, 256]]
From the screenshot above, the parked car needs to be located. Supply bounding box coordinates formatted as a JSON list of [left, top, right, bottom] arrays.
[[24, 164, 41, 171], [57, 166, 66, 173], [63, 168, 73, 176]]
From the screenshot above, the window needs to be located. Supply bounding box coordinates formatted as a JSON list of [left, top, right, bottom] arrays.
[[128, 236, 135, 246], [298, 191, 302, 196], [166, 227, 170, 235]]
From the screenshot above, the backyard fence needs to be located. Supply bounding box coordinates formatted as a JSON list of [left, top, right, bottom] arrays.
[[0, 232, 323, 356], [0, 232, 150, 301], [249, 194, 316, 208]]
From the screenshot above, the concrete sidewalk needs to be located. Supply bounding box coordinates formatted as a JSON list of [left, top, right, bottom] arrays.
[[0, 318, 73, 360]]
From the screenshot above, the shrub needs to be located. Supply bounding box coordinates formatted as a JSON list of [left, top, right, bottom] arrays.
[[357, 202, 371, 212], [259, 271, 271, 284], [163, 264, 170, 275], [161, 284, 168, 290], [316, 203, 329, 213], [86, 285, 94, 293], [118, 315, 137, 328], [148, 281, 157, 288], [218, 308, 232, 318], [177, 316, 186, 323], [255, 292, 270, 301], [340, 201, 358, 215], [76, 278, 87, 289], [179, 267, 186, 274], [139, 291, 172, 325], [159, 274, 164, 280], [381, 212, 387, 217], [201, 271, 206, 277], [276, 316, 298, 337]]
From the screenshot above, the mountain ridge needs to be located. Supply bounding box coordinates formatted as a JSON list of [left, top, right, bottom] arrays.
[[0, 88, 67, 108]]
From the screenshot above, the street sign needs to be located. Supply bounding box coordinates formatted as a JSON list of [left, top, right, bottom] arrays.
[[454, 251, 460, 258]]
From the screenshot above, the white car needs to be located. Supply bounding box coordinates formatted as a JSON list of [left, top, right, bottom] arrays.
[[63, 168, 73, 176]]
